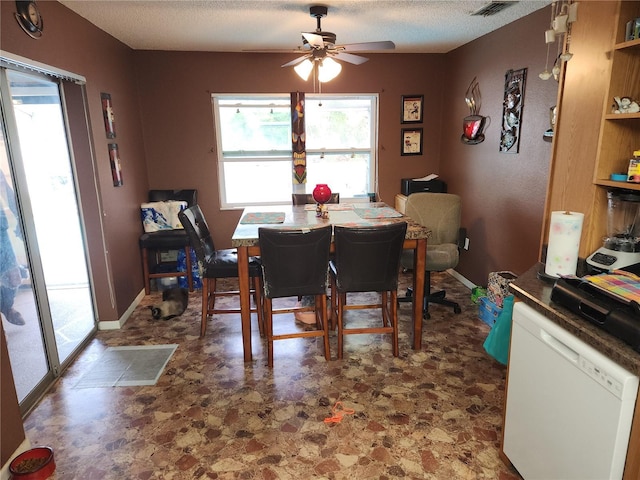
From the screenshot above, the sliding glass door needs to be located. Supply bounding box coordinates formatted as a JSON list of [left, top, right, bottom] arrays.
[[0, 67, 96, 412]]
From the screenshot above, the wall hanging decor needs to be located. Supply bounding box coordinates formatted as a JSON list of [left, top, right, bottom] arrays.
[[14, 1, 44, 39], [101, 92, 116, 139], [291, 91, 306, 184], [108, 143, 123, 187], [401, 95, 423, 123], [401, 128, 423, 156], [500, 68, 527, 153], [461, 77, 489, 145]]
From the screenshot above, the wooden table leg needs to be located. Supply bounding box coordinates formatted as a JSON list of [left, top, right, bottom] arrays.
[[412, 238, 426, 350], [237, 246, 252, 362]]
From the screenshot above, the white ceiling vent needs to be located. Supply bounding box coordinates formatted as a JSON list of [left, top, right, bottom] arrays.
[[471, 2, 518, 17]]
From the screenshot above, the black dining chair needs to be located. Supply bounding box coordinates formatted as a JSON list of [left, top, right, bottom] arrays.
[[329, 222, 408, 358], [178, 205, 263, 337], [258, 225, 332, 367]]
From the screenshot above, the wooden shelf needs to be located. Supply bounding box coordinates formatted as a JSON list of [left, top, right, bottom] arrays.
[[594, 179, 640, 190], [615, 38, 640, 50], [604, 113, 640, 120]]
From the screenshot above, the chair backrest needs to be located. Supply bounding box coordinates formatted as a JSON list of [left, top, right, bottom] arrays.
[[149, 189, 198, 207], [405, 193, 461, 246], [291, 193, 340, 205], [178, 205, 216, 263], [333, 222, 407, 293], [259, 225, 332, 299]]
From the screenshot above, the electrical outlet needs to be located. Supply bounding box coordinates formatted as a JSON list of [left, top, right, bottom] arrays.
[[464, 237, 470, 250]]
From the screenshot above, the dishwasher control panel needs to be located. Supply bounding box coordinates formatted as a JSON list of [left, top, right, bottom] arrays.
[[579, 357, 623, 398]]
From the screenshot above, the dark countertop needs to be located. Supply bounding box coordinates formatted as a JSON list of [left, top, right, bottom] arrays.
[[509, 263, 640, 376]]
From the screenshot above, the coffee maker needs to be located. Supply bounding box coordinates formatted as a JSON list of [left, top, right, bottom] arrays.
[[587, 190, 640, 272]]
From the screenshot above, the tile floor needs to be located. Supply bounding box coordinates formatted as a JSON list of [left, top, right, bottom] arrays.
[[22, 272, 522, 479]]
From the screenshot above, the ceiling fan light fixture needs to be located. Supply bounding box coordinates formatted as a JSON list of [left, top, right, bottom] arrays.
[[294, 59, 314, 81], [318, 57, 341, 82]]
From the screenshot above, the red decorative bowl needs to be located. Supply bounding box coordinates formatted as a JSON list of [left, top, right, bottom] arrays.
[[9, 446, 55, 479]]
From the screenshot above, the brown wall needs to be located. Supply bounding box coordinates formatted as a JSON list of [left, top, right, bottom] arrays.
[[441, 7, 560, 284], [133, 51, 446, 249], [134, 9, 556, 286], [1, 1, 150, 321]]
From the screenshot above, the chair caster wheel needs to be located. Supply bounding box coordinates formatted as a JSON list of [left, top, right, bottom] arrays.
[[454, 306, 461, 314]]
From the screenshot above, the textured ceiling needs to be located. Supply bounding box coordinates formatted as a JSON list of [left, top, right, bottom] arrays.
[[59, 1, 550, 54]]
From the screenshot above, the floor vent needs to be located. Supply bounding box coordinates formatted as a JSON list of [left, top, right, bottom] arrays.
[[471, 1, 517, 17]]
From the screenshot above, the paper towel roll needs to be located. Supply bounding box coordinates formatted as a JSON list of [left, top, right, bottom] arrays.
[[545, 211, 584, 277]]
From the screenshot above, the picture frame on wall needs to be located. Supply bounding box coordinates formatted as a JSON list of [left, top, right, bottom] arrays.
[[401, 128, 423, 156], [101, 92, 116, 139], [401, 95, 424, 123]]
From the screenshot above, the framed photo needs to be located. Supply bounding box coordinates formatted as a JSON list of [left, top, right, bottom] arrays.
[[401, 128, 423, 156], [401, 95, 423, 123]]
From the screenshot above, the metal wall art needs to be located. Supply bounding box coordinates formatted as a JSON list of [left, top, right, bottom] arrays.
[[500, 68, 527, 153], [461, 77, 490, 145]]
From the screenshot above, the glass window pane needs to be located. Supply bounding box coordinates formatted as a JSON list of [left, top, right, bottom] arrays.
[[218, 105, 291, 152], [223, 160, 292, 204], [306, 153, 371, 198], [305, 97, 371, 149]]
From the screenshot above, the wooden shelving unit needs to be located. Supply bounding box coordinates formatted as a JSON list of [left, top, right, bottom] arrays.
[[590, 2, 640, 252]]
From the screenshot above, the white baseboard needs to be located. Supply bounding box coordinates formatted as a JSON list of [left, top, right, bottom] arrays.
[[98, 288, 145, 330], [446, 268, 476, 290], [1, 439, 31, 480]]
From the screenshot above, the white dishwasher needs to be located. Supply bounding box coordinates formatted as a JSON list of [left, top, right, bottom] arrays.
[[503, 302, 639, 480]]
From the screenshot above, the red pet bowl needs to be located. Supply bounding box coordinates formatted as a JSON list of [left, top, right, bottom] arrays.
[[9, 446, 55, 479]]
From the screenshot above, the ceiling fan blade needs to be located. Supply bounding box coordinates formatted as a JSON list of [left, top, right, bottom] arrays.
[[341, 41, 396, 52], [333, 51, 369, 65], [302, 32, 324, 49], [243, 48, 306, 53], [281, 55, 311, 68]]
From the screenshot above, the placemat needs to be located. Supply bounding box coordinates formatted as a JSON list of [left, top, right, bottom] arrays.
[[353, 206, 403, 219], [240, 212, 286, 224]]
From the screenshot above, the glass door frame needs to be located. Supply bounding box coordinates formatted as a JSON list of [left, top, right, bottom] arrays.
[[0, 62, 98, 415]]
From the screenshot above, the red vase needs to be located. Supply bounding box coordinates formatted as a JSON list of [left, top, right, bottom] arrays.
[[312, 184, 332, 204]]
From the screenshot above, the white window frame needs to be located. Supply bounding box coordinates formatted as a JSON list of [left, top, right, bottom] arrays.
[[212, 93, 378, 209]]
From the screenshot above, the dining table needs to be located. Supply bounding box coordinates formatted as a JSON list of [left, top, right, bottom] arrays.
[[231, 202, 431, 362]]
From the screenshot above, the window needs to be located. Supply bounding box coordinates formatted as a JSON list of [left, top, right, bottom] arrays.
[[212, 94, 378, 208]]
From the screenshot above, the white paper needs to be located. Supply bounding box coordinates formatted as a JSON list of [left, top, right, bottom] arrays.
[[412, 173, 438, 182]]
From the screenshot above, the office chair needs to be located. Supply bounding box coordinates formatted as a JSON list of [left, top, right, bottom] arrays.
[[329, 222, 407, 358], [258, 225, 332, 367], [139, 189, 197, 295], [291, 193, 340, 205], [398, 193, 463, 319], [178, 205, 263, 338]]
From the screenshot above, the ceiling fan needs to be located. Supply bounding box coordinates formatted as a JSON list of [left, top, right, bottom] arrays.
[[249, 5, 395, 82]]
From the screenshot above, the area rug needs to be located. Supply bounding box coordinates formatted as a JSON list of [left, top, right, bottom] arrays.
[[74, 344, 177, 388]]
